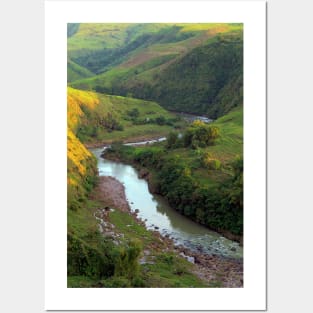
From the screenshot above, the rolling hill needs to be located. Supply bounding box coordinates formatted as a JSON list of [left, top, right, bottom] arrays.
[[68, 23, 243, 118]]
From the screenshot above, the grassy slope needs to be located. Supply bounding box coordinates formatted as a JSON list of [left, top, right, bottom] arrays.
[[67, 59, 95, 83], [168, 106, 243, 186], [67, 87, 207, 287], [66, 24, 243, 285], [127, 106, 243, 188], [68, 23, 241, 78], [68, 87, 184, 144], [103, 106, 243, 236], [69, 24, 243, 118], [68, 23, 239, 55], [107, 210, 206, 287]]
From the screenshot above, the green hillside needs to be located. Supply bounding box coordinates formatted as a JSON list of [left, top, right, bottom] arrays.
[[105, 106, 243, 237], [69, 23, 243, 118], [68, 87, 184, 144], [68, 23, 241, 74], [67, 59, 95, 83], [67, 87, 207, 288], [66, 24, 244, 287]]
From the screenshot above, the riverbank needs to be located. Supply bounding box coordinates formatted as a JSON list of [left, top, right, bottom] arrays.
[[85, 134, 169, 149], [92, 175, 243, 287], [101, 148, 243, 246], [91, 176, 130, 212]]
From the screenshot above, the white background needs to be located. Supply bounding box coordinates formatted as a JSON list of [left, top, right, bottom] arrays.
[[1, 0, 313, 312], [45, 1, 265, 310]]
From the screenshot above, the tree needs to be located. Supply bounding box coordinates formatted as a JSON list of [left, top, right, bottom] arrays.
[[166, 132, 179, 149], [183, 122, 220, 148]]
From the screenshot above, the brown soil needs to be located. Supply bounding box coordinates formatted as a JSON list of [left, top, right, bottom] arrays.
[[91, 175, 243, 287], [91, 176, 130, 212]]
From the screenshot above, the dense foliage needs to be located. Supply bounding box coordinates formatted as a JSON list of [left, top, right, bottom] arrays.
[[150, 32, 243, 118], [106, 143, 243, 236], [67, 88, 147, 287], [182, 121, 220, 149], [104, 107, 243, 237], [69, 24, 243, 119], [66, 24, 244, 287], [67, 87, 182, 144]]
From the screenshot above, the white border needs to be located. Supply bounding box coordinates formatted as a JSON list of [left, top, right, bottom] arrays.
[[45, 0, 266, 310]]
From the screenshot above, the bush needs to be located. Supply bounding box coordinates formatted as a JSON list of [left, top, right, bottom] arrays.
[[114, 240, 142, 280], [127, 108, 140, 118], [155, 115, 166, 125], [166, 132, 179, 149], [183, 122, 220, 148], [67, 233, 115, 279], [208, 159, 221, 170]]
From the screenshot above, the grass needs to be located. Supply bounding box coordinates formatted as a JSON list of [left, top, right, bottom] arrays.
[[67, 23, 132, 52], [68, 23, 243, 88], [143, 253, 206, 288], [67, 276, 99, 288], [155, 106, 243, 188], [108, 210, 206, 287], [68, 187, 207, 287], [108, 210, 155, 245], [68, 87, 185, 144], [67, 59, 95, 83]]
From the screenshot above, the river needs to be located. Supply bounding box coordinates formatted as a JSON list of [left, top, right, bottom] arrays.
[[90, 147, 243, 259]]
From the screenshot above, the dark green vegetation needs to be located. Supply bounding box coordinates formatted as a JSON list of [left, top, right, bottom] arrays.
[[68, 23, 243, 118], [67, 23, 243, 287], [105, 107, 243, 237], [68, 202, 206, 287], [68, 87, 185, 145], [67, 87, 205, 287]]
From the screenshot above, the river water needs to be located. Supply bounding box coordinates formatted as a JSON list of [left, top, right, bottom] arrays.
[[90, 147, 242, 259]]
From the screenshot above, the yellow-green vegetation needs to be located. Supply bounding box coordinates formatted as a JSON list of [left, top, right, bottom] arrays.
[[67, 86, 205, 287], [67, 23, 243, 287], [67, 88, 99, 210], [68, 87, 184, 144]]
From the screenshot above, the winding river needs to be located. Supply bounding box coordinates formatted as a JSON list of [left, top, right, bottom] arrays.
[[91, 147, 243, 259]]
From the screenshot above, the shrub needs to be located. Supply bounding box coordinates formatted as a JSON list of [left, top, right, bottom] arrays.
[[183, 122, 220, 148], [166, 132, 179, 149], [202, 152, 222, 170], [114, 240, 142, 280], [127, 108, 140, 118]]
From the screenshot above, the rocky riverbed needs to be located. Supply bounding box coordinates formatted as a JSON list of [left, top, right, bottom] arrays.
[[92, 176, 243, 287]]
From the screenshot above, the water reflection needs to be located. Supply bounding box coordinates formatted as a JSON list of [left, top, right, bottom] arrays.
[[91, 147, 242, 258]]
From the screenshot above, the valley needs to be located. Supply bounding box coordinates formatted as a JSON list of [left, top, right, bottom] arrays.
[[67, 23, 243, 288]]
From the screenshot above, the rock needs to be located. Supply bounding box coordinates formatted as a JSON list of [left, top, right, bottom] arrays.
[[154, 226, 159, 230], [135, 209, 139, 213]]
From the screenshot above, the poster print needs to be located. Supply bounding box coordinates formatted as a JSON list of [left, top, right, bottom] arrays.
[[45, 1, 266, 310]]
